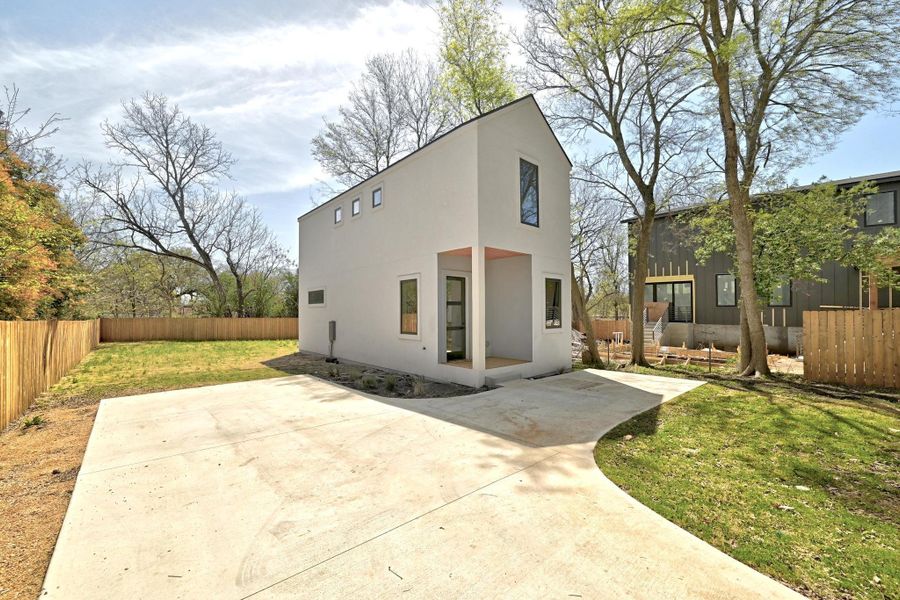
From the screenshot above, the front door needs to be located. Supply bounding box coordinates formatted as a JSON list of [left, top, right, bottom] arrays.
[[446, 276, 466, 360]]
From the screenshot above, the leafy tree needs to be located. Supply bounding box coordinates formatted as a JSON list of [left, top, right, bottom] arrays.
[[0, 133, 88, 319], [677, 0, 900, 376], [685, 182, 900, 308], [438, 0, 517, 117], [521, 0, 708, 365]]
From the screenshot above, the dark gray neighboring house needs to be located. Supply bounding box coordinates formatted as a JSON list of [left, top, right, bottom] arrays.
[[625, 170, 900, 353]]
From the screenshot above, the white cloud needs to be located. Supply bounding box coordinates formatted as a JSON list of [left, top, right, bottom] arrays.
[[1, 0, 528, 250]]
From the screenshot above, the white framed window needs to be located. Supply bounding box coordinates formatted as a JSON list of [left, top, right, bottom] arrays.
[[399, 274, 420, 338], [351, 197, 361, 216], [334, 206, 343, 224], [372, 186, 383, 208], [307, 288, 325, 306], [544, 277, 562, 329], [520, 158, 539, 227]]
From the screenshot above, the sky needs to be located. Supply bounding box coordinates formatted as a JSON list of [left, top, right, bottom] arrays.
[[2, 0, 897, 258]]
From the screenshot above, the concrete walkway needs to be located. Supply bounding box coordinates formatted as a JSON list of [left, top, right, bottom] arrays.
[[42, 370, 803, 599]]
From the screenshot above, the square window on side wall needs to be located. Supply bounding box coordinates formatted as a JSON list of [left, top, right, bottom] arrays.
[[352, 197, 361, 216], [372, 187, 383, 208], [308, 289, 325, 305], [334, 206, 342, 224], [520, 158, 539, 227], [865, 191, 896, 226], [716, 274, 737, 306], [769, 278, 791, 307]]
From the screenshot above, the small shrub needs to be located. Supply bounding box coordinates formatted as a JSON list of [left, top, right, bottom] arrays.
[[22, 415, 45, 429], [327, 365, 340, 378], [360, 375, 377, 389], [411, 377, 427, 396], [348, 368, 362, 381], [384, 374, 397, 391]]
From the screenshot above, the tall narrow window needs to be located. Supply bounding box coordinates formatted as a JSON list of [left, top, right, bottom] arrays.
[[400, 278, 418, 335], [865, 191, 896, 226], [520, 159, 539, 227], [334, 206, 342, 224], [351, 197, 361, 216], [545, 278, 562, 329], [372, 187, 383, 208], [769, 278, 791, 307], [308, 289, 325, 305], [716, 274, 736, 306]]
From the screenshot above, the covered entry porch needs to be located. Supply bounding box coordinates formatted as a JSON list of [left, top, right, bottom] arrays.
[[437, 246, 533, 378]]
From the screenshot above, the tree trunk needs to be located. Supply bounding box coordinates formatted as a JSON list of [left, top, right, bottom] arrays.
[[738, 300, 751, 373], [629, 214, 654, 367], [571, 264, 601, 365]]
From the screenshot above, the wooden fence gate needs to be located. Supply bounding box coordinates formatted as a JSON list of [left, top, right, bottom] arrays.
[[803, 309, 899, 388]]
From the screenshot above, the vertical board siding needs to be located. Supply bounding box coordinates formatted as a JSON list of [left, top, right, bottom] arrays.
[[591, 319, 632, 341], [98, 318, 299, 342], [803, 309, 899, 389], [0, 319, 100, 430]]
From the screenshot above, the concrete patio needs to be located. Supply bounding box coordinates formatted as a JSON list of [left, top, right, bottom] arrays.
[[42, 370, 803, 599]]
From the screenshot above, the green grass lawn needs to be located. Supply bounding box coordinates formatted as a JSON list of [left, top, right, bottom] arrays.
[[594, 368, 899, 600], [39, 339, 297, 408]]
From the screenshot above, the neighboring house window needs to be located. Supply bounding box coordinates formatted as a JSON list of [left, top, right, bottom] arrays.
[[865, 191, 896, 226], [308, 289, 325, 305], [520, 158, 539, 227], [716, 274, 737, 307], [334, 206, 342, 224], [545, 278, 562, 328], [400, 278, 418, 335], [769, 278, 791, 306], [352, 197, 361, 216], [372, 187, 383, 208]]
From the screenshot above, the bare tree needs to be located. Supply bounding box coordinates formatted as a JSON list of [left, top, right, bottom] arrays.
[[215, 198, 290, 317], [80, 93, 237, 315], [398, 50, 454, 148], [312, 51, 456, 187], [680, 0, 900, 376], [0, 84, 66, 181], [521, 0, 708, 366]]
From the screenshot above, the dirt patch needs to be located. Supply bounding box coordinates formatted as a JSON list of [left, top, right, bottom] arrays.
[[263, 352, 486, 398], [0, 404, 97, 599]]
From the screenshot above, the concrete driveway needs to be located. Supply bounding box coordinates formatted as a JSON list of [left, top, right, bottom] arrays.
[[42, 370, 802, 599]]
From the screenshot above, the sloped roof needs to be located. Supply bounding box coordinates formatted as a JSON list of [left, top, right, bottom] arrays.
[[298, 94, 571, 221], [621, 168, 900, 223]]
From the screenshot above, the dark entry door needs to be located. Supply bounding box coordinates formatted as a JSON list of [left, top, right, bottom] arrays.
[[446, 276, 466, 360]]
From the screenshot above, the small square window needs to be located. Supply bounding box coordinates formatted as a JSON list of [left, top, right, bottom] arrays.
[[865, 191, 896, 226], [716, 274, 736, 307], [520, 159, 539, 227], [352, 197, 360, 216], [400, 278, 417, 335], [372, 187, 382, 208], [308, 289, 325, 305], [545, 278, 562, 328], [334, 206, 342, 224], [769, 278, 791, 307]]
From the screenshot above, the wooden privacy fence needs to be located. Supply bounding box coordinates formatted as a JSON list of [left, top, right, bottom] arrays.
[[0, 319, 100, 430], [99, 317, 299, 342], [803, 309, 899, 388], [592, 318, 631, 341]]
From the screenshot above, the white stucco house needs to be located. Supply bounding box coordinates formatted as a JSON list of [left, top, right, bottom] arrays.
[[297, 95, 572, 388]]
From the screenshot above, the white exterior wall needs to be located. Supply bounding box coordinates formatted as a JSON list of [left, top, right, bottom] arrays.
[[476, 101, 572, 378], [298, 125, 479, 386], [298, 97, 572, 387]]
